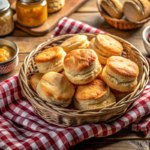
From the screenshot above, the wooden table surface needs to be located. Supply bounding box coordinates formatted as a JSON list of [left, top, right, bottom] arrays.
[[4, 0, 150, 149]]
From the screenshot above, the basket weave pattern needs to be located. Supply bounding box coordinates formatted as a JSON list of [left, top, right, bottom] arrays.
[[97, 0, 150, 30], [19, 33, 149, 127]]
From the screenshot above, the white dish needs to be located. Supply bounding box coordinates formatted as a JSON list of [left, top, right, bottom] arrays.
[[142, 25, 150, 54]]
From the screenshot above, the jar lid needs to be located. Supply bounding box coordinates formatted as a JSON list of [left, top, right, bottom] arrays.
[[0, 0, 10, 13], [18, 0, 43, 4]]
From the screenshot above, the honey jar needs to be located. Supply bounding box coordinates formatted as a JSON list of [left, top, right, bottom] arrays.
[[0, 0, 14, 36], [16, 0, 48, 28]]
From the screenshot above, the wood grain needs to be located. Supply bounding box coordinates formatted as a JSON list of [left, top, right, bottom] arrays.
[[69, 129, 150, 150], [77, 0, 98, 12], [69, 139, 150, 150]]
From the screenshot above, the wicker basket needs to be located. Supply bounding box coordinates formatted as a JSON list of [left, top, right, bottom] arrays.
[[97, 0, 150, 30], [19, 33, 149, 127]]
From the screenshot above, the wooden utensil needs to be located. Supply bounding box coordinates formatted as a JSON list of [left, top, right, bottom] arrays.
[[11, 0, 87, 36]]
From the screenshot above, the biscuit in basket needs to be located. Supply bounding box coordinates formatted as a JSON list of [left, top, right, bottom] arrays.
[[89, 34, 123, 65], [101, 56, 139, 92], [89, 38, 108, 64], [36, 72, 75, 107], [74, 79, 116, 110], [63, 49, 102, 84], [111, 88, 131, 101], [61, 70, 65, 75], [35, 46, 66, 73], [61, 35, 89, 53], [101, 0, 123, 19], [30, 73, 44, 92], [123, 0, 150, 22], [96, 64, 105, 80]]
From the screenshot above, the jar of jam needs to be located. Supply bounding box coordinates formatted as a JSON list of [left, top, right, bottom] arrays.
[[16, 0, 48, 28], [0, 0, 14, 36]]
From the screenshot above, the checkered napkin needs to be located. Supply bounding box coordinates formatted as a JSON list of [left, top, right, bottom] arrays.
[[1, 17, 150, 150]]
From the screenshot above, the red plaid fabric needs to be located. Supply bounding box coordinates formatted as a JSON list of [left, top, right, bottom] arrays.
[[52, 17, 106, 37], [1, 17, 150, 150]]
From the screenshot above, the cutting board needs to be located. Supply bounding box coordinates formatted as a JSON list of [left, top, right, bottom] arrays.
[[11, 0, 87, 36]]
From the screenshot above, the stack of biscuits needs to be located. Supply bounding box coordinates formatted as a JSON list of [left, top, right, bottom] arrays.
[[88, 34, 123, 64], [30, 34, 139, 110]]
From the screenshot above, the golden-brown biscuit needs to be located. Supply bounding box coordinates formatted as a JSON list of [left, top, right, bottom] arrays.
[[96, 65, 105, 80], [123, 0, 150, 22], [89, 35, 123, 65], [61, 70, 65, 75], [96, 54, 107, 65], [88, 38, 109, 64], [61, 35, 89, 53], [111, 88, 131, 101], [101, 0, 123, 19], [35, 46, 66, 73], [74, 79, 116, 110], [30, 73, 44, 92], [101, 56, 139, 92], [95, 34, 123, 56], [63, 49, 102, 85], [47, 0, 65, 13], [36, 72, 75, 107], [89, 38, 110, 57]]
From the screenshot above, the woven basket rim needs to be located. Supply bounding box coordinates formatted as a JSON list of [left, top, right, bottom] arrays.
[[19, 33, 149, 125], [96, 0, 150, 25]]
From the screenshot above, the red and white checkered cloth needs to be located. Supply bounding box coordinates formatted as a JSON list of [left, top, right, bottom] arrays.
[[1, 17, 150, 150]]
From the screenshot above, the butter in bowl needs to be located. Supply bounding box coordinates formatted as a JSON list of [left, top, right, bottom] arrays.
[[0, 39, 19, 74]]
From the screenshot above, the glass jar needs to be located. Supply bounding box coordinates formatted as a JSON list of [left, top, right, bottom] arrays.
[[16, 0, 48, 28], [0, 0, 14, 36]]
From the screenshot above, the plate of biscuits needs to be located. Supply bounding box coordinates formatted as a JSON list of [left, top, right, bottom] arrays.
[[19, 33, 149, 127]]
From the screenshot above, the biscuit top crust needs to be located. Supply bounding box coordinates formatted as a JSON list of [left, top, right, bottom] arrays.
[[75, 79, 109, 100], [41, 72, 75, 101], [30, 73, 44, 92], [64, 49, 97, 72], [107, 56, 139, 77], [61, 35, 87, 48], [35, 46, 64, 63], [95, 34, 123, 55]]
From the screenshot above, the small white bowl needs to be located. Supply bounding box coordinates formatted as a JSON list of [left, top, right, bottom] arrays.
[[142, 25, 150, 55]]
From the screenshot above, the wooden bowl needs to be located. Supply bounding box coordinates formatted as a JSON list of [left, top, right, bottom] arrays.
[[19, 33, 149, 127], [97, 0, 150, 30]]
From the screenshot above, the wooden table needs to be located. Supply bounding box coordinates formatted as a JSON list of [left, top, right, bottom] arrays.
[[4, 0, 150, 149]]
